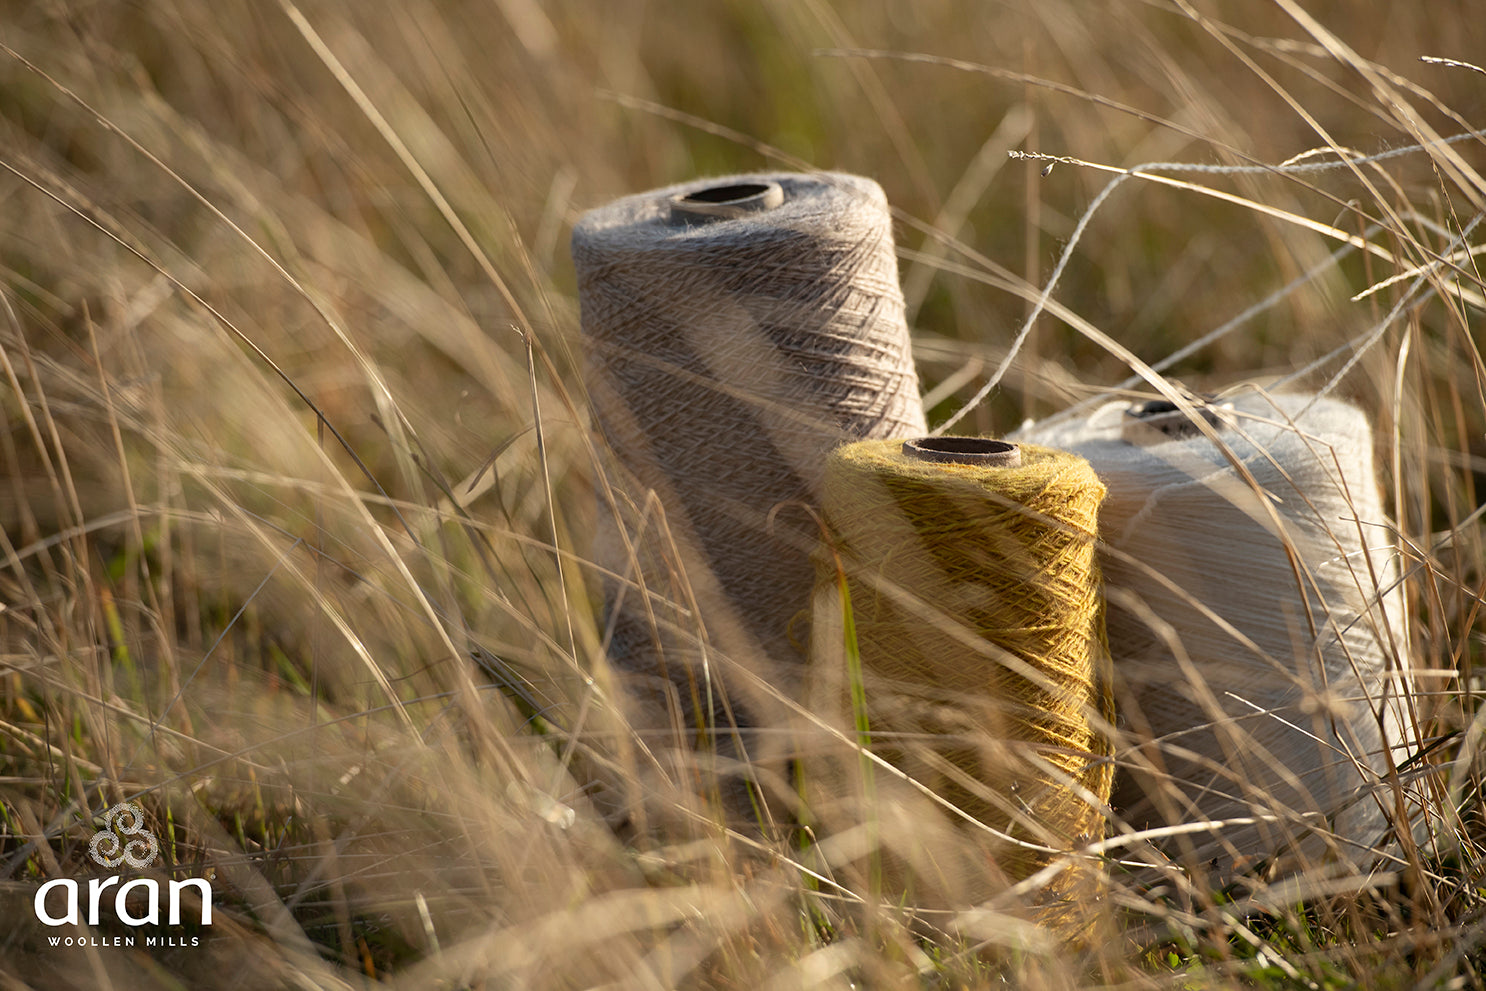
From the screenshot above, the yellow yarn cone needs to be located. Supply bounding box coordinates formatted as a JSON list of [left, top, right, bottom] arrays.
[[808, 437, 1113, 938]]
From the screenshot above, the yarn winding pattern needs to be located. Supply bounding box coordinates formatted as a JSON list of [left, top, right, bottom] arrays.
[[811, 440, 1113, 928], [573, 172, 926, 752], [1014, 392, 1411, 873]]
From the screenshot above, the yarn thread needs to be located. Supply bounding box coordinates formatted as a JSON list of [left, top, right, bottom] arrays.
[[809, 438, 1113, 929], [1014, 392, 1411, 874], [572, 172, 926, 753]]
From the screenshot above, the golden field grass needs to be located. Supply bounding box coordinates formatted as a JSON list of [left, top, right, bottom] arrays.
[[2, 1, 1484, 987]]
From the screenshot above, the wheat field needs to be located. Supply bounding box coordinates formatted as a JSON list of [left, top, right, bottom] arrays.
[[2, 1, 1484, 988]]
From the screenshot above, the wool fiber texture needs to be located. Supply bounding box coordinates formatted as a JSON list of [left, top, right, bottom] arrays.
[[810, 439, 1113, 933], [1015, 392, 1411, 877], [572, 172, 926, 782]]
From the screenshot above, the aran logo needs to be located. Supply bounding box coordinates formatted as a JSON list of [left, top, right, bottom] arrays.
[[35, 802, 213, 943], [88, 801, 160, 869]]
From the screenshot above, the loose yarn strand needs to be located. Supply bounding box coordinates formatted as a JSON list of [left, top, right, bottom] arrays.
[[1277, 212, 1485, 405], [939, 133, 1486, 433]]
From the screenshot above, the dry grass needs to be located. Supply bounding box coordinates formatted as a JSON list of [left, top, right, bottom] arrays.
[[1, 0, 1484, 987]]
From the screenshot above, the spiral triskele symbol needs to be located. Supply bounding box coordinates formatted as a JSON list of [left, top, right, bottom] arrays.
[[88, 802, 159, 869]]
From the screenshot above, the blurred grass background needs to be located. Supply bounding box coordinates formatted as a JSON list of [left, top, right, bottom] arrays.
[[1, 0, 1483, 987]]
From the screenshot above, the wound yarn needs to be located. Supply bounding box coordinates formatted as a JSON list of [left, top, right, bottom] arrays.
[[1014, 392, 1410, 875], [809, 438, 1113, 930], [572, 173, 926, 755]]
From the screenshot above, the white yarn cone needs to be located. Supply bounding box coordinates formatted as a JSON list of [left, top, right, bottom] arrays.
[[1015, 392, 1411, 875]]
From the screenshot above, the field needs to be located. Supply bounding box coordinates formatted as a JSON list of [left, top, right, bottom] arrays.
[[2, 1, 1484, 987]]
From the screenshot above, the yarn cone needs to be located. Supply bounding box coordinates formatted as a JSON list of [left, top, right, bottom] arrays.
[[571, 172, 925, 813], [809, 438, 1113, 937], [1015, 392, 1412, 881]]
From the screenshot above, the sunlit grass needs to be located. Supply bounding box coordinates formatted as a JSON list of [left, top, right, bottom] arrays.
[[2, 1, 1484, 987]]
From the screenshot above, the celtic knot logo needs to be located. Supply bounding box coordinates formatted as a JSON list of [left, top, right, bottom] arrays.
[[88, 802, 159, 870]]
